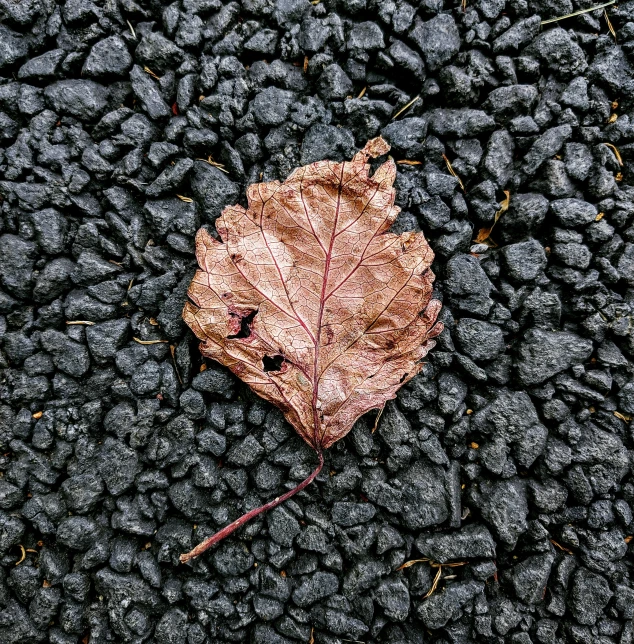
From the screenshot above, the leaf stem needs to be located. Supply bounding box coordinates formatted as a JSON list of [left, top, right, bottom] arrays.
[[179, 450, 324, 563]]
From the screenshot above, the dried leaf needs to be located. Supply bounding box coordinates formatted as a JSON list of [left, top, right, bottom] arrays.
[[180, 137, 442, 561], [474, 190, 511, 245]]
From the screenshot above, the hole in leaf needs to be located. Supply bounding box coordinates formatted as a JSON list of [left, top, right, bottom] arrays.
[[228, 310, 257, 339], [399, 372, 409, 383], [263, 354, 285, 372]]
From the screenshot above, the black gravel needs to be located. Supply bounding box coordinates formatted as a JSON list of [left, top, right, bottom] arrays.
[[1, 0, 634, 642]]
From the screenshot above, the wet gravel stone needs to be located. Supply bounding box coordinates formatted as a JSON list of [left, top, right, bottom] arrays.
[[2, 0, 634, 642]]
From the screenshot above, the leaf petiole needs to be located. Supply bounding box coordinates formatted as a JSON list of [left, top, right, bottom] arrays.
[[180, 450, 324, 563]]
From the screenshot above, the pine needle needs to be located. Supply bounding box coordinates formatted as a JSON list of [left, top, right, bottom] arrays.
[[127, 20, 136, 39], [176, 195, 193, 202], [425, 565, 443, 598], [605, 9, 617, 40], [143, 66, 161, 81], [397, 558, 467, 598], [15, 545, 26, 565], [66, 320, 95, 326], [442, 154, 465, 192], [397, 558, 432, 570], [550, 539, 574, 554], [604, 142, 623, 165], [196, 156, 229, 174], [392, 95, 420, 120], [397, 160, 423, 165], [474, 190, 511, 245], [541, 0, 616, 24], [171, 344, 183, 385], [372, 403, 386, 433], [133, 338, 169, 345]]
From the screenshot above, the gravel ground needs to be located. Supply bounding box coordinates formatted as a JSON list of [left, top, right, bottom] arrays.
[[2, 0, 634, 642]]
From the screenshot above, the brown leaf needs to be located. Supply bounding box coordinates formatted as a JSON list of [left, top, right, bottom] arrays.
[[180, 137, 442, 562], [474, 190, 511, 245]]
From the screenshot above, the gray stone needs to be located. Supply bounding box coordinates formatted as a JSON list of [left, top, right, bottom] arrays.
[[415, 523, 496, 563], [516, 328, 593, 386]]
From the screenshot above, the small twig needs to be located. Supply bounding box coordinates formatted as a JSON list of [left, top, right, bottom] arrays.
[[541, 0, 616, 25], [357, 86, 367, 99], [133, 337, 169, 345], [396, 160, 422, 165], [392, 95, 420, 120], [66, 320, 95, 326]]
